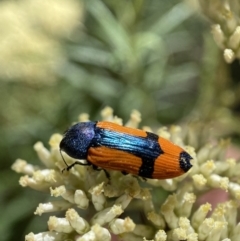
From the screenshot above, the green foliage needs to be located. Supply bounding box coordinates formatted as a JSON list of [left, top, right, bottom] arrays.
[[65, 0, 202, 123]]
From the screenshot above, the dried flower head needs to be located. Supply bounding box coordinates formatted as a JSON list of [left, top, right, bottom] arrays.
[[12, 107, 240, 241]]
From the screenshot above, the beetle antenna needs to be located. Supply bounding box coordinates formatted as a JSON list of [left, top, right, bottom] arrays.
[[59, 149, 69, 173]]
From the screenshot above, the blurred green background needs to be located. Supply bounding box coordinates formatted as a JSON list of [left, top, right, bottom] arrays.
[[1, 0, 240, 240]]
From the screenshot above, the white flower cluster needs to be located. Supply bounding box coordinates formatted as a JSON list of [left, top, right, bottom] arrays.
[[0, 0, 82, 84], [199, 0, 240, 63], [12, 107, 240, 241]]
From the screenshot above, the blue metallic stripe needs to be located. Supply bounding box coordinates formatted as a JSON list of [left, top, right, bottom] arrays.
[[92, 127, 164, 178], [93, 128, 163, 159]]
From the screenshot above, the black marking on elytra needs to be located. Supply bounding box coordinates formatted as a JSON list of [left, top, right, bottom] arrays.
[[179, 151, 192, 172], [138, 157, 155, 178], [138, 132, 164, 178]]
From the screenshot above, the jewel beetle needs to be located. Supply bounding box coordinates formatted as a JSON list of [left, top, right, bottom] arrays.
[[59, 121, 192, 179]]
